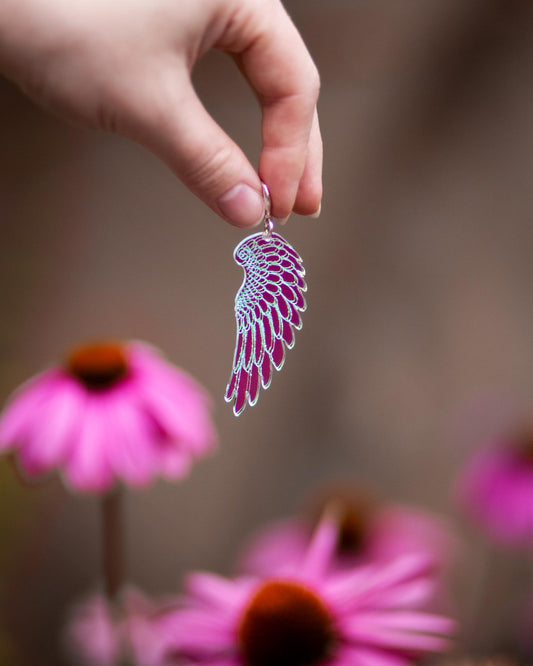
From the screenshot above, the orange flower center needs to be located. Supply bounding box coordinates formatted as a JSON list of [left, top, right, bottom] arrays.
[[239, 580, 337, 666], [66, 342, 129, 390], [309, 489, 376, 556], [337, 502, 373, 554]]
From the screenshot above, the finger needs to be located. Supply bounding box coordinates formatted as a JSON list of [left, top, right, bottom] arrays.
[[121, 69, 265, 228], [231, 1, 320, 219], [292, 107, 323, 217]]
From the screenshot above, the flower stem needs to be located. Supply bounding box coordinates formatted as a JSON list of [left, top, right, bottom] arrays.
[[102, 486, 125, 601]]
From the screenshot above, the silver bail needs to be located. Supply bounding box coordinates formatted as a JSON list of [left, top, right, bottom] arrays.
[[261, 182, 274, 238]]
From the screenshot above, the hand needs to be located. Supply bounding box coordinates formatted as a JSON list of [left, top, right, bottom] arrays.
[[0, 0, 322, 227]]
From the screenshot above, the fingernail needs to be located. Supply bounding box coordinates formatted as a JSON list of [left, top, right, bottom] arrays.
[[280, 214, 290, 226], [218, 184, 264, 227], [310, 202, 321, 219]]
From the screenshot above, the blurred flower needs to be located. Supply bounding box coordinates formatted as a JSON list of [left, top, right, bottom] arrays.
[[65, 587, 166, 666], [456, 430, 533, 545], [238, 488, 454, 581], [65, 594, 120, 666], [0, 341, 216, 492], [158, 513, 455, 666]]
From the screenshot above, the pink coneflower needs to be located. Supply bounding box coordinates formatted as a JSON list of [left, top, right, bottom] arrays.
[[65, 593, 120, 666], [0, 341, 216, 493], [65, 587, 166, 666], [456, 430, 533, 545], [159, 514, 455, 666], [238, 489, 454, 580]]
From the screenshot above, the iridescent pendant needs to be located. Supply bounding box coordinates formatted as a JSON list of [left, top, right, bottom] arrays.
[[225, 184, 307, 416]]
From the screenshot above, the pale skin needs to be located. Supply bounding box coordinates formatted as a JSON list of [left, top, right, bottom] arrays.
[[0, 0, 322, 227]]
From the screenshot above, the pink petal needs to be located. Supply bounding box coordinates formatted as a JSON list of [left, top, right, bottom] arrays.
[[373, 579, 436, 609], [300, 508, 339, 580], [16, 382, 86, 475], [324, 566, 376, 610], [185, 572, 254, 611], [122, 593, 167, 666], [103, 394, 158, 487], [237, 518, 309, 576], [369, 505, 455, 568], [344, 615, 453, 652], [0, 370, 66, 450], [336, 646, 411, 666], [159, 608, 235, 657], [137, 380, 216, 455], [456, 446, 533, 545], [63, 398, 114, 492], [65, 594, 121, 666], [128, 344, 216, 454], [346, 611, 455, 634], [156, 445, 192, 480], [366, 556, 434, 594], [324, 557, 435, 614]]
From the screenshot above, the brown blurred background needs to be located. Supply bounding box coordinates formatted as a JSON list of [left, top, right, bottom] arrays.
[[3, 0, 533, 663]]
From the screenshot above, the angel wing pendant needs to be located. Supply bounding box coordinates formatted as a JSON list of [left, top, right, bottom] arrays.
[[225, 230, 307, 416]]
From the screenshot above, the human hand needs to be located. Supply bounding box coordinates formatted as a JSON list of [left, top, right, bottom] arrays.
[[0, 0, 322, 227]]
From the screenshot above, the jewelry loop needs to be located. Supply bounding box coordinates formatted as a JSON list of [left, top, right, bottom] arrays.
[[261, 182, 274, 238]]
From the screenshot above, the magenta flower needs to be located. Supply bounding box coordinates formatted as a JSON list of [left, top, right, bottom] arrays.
[[238, 495, 454, 579], [456, 432, 533, 545], [158, 515, 455, 666], [65, 587, 166, 666], [65, 593, 120, 666], [0, 341, 216, 492]]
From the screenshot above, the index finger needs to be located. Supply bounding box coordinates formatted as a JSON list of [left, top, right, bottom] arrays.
[[222, 0, 321, 219]]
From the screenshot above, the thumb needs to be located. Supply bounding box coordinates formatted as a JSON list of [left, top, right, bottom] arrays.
[[125, 73, 265, 228]]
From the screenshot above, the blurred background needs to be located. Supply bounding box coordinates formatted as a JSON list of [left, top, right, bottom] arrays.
[[3, 0, 533, 663]]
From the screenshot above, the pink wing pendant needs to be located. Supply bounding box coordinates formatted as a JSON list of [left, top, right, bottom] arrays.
[[225, 231, 307, 416]]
